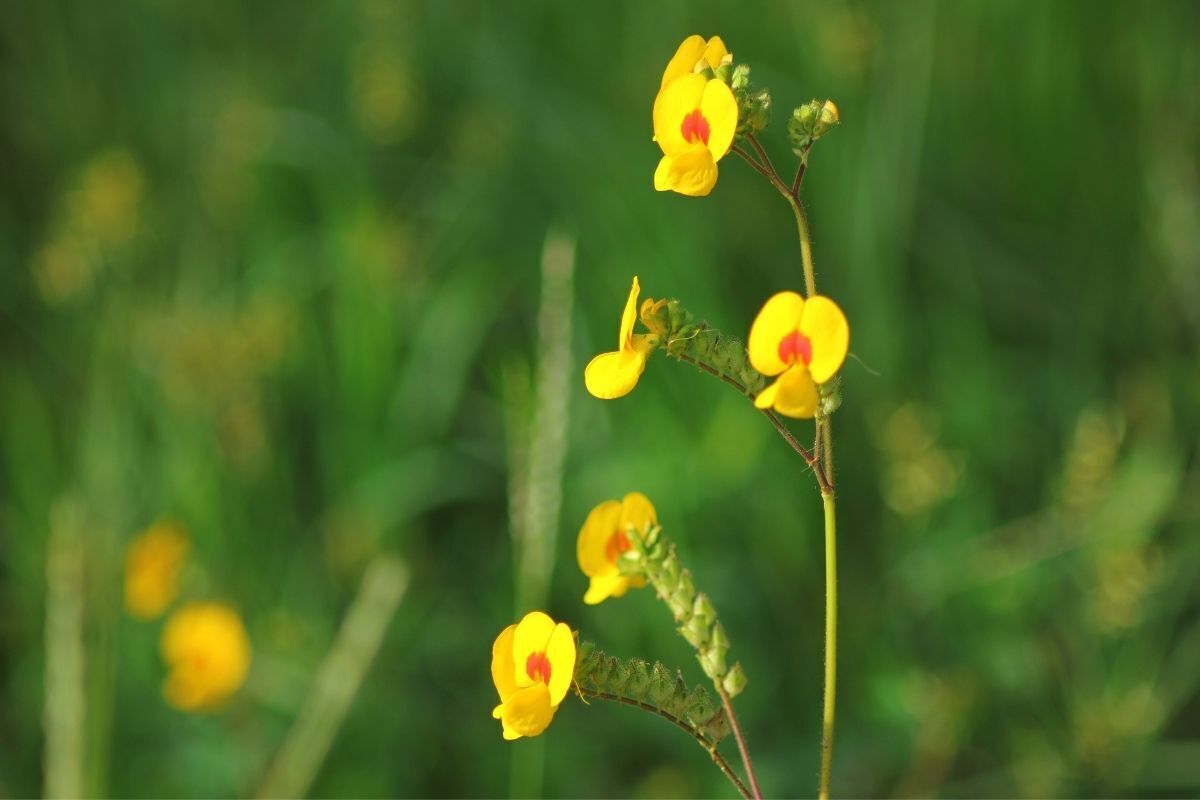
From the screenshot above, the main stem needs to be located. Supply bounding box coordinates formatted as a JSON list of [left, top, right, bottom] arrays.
[[818, 490, 838, 800], [735, 136, 840, 796]]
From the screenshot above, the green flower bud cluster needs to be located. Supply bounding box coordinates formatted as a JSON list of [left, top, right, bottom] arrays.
[[616, 523, 748, 699], [787, 98, 840, 155], [728, 64, 771, 136], [640, 297, 767, 397], [574, 641, 731, 743]]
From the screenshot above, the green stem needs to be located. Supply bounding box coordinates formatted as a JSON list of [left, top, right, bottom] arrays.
[[735, 137, 818, 299], [818, 490, 838, 800], [736, 134, 840, 796], [717, 686, 764, 800], [576, 685, 752, 799]]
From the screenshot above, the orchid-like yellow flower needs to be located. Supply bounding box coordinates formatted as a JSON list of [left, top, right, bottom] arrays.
[[584, 276, 655, 399], [660, 34, 731, 88], [653, 36, 738, 197], [124, 520, 189, 620], [748, 292, 849, 418], [576, 492, 656, 605], [491, 611, 576, 740], [160, 602, 251, 712]]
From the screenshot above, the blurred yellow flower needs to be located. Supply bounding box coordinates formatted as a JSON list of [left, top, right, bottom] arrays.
[[584, 276, 655, 399], [660, 34, 731, 88], [161, 602, 251, 712], [491, 611, 576, 740], [577, 492, 656, 605], [124, 521, 190, 620], [748, 293, 849, 418], [653, 36, 738, 197]]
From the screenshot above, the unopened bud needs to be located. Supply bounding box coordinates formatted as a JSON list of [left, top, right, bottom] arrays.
[[722, 662, 748, 698], [627, 659, 651, 699], [730, 63, 752, 90], [649, 662, 675, 705], [788, 98, 841, 155], [640, 297, 671, 335]]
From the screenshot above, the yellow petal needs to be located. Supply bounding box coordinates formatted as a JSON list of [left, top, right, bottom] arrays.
[[496, 684, 556, 739], [799, 295, 850, 384], [491, 624, 519, 704], [771, 366, 819, 418], [544, 622, 576, 706], [753, 378, 779, 410], [577, 500, 622, 578], [653, 155, 674, 191], [653, 73, 706, 157], [512, 611, 555, 688], [703, 36, 730, 70], [584, 572, 630, 605], [748, 291, 805, 376], [584, 349, 647, 399], [699, 79, 738, 162], [618, 276, 640, 350], [619, 492, 658, 537], [659, 142, 718, 196], [661, 35, 708, 88]]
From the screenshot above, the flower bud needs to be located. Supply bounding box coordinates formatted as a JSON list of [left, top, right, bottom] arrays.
[[649, 662, 675, 705], [682, 613, 709, 648], [698, 646, 727, 680], [692, 593, 716, 626], [730, 63, 751, 91], [685, 685, 717, 725], [640, 297, 671, 336], [575, 640, 598, 678], [627, 658, 651, 699], [608, 657, 631, 695], [819, 377, 842, 416], [788, 98, 840, 155], [709, 621, 730, 655], [722, 662, 748, 698]]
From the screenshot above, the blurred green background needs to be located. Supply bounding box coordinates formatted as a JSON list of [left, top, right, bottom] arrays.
[[2, 0, 1198, 797]]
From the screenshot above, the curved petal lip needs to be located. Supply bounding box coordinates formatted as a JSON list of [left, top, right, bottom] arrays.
[[661, 142, 717, 196], [584, 350, 647, 399]]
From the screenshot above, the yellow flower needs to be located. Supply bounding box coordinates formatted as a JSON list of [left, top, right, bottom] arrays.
[[653, 36, 738, 197], [584, 276, 656, 399], [576, 492, 656, 605], [160, 602, 251, 712], [660, 34, 731, 88], [124, 520, 190, 620], [491, 611, 576, 740], [748, 292, 849, 418]]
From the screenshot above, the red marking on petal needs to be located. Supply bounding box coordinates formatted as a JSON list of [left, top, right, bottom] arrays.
[[525, 651, 552, 684], [680, 109, 711, 145], [605, 529, 631, 563], [777, 331, 813, 366]]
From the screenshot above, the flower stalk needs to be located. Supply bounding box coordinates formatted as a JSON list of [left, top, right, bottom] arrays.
[[734, 129, 841, 797], [574, 641, 752, 799], [614, 522, 764, 798]]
